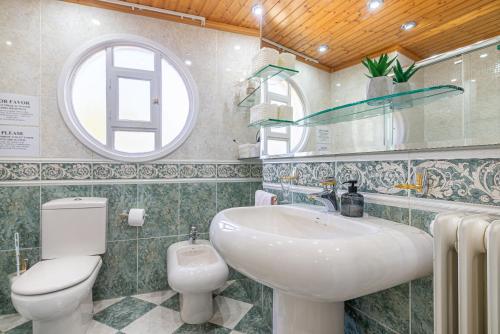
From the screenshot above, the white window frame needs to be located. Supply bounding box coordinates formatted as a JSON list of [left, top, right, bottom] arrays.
[[261, 77, 309, 156], [58, 34, 199, 162]]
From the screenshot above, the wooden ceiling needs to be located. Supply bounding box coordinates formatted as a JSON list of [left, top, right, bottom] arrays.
[[68, 0, 500, 71]]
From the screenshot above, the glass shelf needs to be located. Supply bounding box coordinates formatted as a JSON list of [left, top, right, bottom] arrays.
[[294, 85, 464, 127], [248, 119, 295, 128], [236, 65, 299, 108]]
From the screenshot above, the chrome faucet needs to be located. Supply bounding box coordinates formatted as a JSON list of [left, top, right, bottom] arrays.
[[308, 178, 339, 212], [188, 225, 198, 244]]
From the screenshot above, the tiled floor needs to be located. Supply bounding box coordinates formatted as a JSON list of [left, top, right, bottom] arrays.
[[0, 280, 271, 334]]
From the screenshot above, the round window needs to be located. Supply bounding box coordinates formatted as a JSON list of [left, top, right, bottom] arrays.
[[58, 34, 199, 162]]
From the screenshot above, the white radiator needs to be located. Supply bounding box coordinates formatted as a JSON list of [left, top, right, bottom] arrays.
[[432, 213, 500, 334]]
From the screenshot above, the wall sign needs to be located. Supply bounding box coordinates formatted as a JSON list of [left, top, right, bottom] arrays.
[[0, 125, 40, 156], [315, 126, 331, 152], [0, 93, 39, 126]]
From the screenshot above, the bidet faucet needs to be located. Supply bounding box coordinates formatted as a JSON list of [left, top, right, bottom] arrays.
[[188, 226, 198, 244], [308, 178, 339, 212]]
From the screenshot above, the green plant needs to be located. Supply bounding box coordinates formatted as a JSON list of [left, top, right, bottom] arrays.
[[392, 60, 419, 83], [361, 54, 396, 78]]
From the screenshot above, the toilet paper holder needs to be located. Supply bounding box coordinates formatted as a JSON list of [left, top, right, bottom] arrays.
[[118, 210, 148, 223]]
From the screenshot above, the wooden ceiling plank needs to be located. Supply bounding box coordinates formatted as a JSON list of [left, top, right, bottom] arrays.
[[268, 0, 358, 45], [291, 0, 454, 57], [315, 0, 492, 65], [263, 0, 326, 40]]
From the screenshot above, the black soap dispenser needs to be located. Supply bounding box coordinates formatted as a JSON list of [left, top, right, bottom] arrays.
[[341, 180, 364, 217]]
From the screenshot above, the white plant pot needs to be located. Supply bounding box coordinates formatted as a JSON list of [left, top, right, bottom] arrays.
[[366, 76, 393, 105], [392, 82, 414, 109]]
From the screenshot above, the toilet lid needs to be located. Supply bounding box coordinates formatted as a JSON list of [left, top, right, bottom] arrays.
[[11, 256, 101, 296]]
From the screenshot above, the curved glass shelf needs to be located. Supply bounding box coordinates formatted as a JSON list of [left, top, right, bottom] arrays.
[[237, 65, 299, 108], [294, 85, 464, 127], [248, 118, 294, 128]]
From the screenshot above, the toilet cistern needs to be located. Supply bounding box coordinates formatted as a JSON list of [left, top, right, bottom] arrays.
[[189, 225, 198, 244]]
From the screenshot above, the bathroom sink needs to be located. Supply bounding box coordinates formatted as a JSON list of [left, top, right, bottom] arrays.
[[210, 205, 432, 334]]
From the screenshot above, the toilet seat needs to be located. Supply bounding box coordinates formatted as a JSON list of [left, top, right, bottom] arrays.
[[12, 256, 101, 296]]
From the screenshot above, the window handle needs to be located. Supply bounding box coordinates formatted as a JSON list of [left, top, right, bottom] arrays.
[[153, 97, 160, 104]]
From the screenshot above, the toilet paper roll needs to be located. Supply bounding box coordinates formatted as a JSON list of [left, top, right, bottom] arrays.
[[128, 209, 145, 227]]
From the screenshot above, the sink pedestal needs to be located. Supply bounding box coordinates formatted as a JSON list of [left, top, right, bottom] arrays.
[[273, 290, 344, 334]]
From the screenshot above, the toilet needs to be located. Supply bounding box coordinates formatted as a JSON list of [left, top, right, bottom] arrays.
[[167, 240, 228, 324], [10, 197, 107, 334]]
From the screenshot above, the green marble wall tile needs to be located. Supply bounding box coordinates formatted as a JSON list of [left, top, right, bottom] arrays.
[[365, 202, 410, 224], [137, 183, 179, 238], [93, 184, 137, 241], [93, 240, 137, 300], [411, 209, 438, 234], [345, 306, 394, 334], [137, 236, 178, 293], [40, 185, 92, 203], [411, 275, 433, 334], [0, 248, 39, 315], [228, 266, 246, 280], [249, 182, 263, 206], [0, 186, 40, 250], [347, 283, 409, 334], [261, 285, 273, 329], [217, 182, 251, 212], [179, 183, 216, 234]]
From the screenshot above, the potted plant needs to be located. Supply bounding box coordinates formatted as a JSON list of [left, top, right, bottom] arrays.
[[362, 54, 396, 104], [392, 60, 419, 109]]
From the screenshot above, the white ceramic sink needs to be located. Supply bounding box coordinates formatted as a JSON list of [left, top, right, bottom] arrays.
[[210, 205, 433, 334]]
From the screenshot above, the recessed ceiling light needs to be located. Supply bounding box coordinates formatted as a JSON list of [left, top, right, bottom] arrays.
[[454, 59, 463, 65], [184, 60, 192, 66], [5, 40, 12, 46], [318, 44, 329, 53], [401, 21, 417, 31], [471, 79, 476, 82], [91, 18, 101, 26], [252, 5, 263, 16], [480, 53, 488, 58], [451, 78, 458, 83], [367, 0, 383, 11], [234, 45, 241, 50], [336, 83, 341, 87]]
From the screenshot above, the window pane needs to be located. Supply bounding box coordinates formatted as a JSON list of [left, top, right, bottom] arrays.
[[161, 59, 190, 146], [118, 78, 151, 121], [114, 131, 155, 153], [290, 86, 306, 151], [268, 77, 288, 95], [113, 46, 155, 71], [72, 50, 107, 144], [267, 139, 288, 155]]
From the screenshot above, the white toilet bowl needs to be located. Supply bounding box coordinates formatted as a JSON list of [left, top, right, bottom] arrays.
[[11, 256, 102, 334], [167, 240, 228, 324]]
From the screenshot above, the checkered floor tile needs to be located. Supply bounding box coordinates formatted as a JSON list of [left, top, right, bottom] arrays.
[[1, 280, 270, 334]]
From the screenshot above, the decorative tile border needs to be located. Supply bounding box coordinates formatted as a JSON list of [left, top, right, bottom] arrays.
[[292, 162, 335, 187], [93, 164, 137, 180], [0, 163, 39, 181], [0, 162, 262, 182], [336, 160, 408, 196], [137, 164, 178, 179], [412, 159, 500, 206], [41, 163, 92, 180], [217, 164, 251, 178], [178, 164, 217, 178]]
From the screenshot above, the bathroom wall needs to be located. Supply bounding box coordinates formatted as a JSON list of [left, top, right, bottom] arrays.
[[263, 149, 500, 334], [0, 0, 276, 322]]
